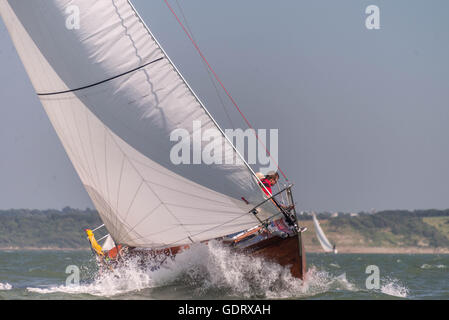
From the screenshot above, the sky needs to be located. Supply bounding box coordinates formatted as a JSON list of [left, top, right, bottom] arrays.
[[0, 0, 448, 212]]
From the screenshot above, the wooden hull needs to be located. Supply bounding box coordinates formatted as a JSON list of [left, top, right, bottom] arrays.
[[115, 232, 307, 280], [237, 233, 306, 280]]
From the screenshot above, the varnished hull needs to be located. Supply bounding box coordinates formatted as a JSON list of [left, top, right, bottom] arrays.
[[237, 233, 306, 280], [115, 233, 307, 280]]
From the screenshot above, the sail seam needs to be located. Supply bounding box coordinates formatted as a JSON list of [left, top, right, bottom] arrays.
[[36, 57, 164, 96], [143, 180, 239, 207], [165, 203, 246, 214], [119, 203, 164, 242], [129, 155, 236, 195], [107, 132, 196, 242], [115, 178, 144, 242], [124, 225, 180, 245], [126, 0, 273, 207], [160, 211, 253, 248]]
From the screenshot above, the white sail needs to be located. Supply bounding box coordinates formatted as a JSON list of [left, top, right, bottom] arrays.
[[0, 0, 280, 248], [312, 213, 335, 253], [102, 235, 115, 252]]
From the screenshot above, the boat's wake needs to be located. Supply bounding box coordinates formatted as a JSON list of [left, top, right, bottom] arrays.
[[26, 241, 359, 299]]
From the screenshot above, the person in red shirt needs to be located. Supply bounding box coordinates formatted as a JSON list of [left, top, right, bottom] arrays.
[[260, 171, 279, 197]]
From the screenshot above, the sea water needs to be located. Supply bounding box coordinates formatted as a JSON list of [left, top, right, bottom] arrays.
[[0, 241, 448, 300]]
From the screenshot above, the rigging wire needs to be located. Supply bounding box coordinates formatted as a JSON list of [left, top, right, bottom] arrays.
[[164, 0, 289, 181], [174, 0, 236, 130], [276, 181, 288, 207]]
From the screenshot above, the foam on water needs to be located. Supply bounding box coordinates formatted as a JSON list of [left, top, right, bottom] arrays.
[[380, 278, 409, 298], [329, 263, 341, 268], [26, 241, 359, 299], [0, 282, 12, 290], [27, 257, 153, 297], [420, 264, 446, 269]]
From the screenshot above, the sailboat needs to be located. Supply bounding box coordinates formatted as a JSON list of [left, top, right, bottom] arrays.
[[0, 0, 306, 279], [312, 213, 337, 254]]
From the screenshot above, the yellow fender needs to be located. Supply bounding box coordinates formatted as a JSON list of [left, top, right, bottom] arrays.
[[85, 229, 104, 256]]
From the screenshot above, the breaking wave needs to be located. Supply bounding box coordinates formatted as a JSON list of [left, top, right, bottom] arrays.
[[329, 263, 341, 268], [26, 241, 358, 299], [420, 264, 446, 270], [380, 278, 409, 298], [0, 282, 12, 291]]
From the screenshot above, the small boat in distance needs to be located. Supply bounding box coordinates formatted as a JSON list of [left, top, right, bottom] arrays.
[[312, 213, 337, 254]]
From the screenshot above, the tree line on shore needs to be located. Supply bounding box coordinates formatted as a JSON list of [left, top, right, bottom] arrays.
[[0, 207, 448, 249]]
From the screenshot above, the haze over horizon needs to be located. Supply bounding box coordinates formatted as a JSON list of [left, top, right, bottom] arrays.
[[0, 0, 448, 213]]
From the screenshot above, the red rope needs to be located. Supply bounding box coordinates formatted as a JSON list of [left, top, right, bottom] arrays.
[[163, 0, 288, 181]]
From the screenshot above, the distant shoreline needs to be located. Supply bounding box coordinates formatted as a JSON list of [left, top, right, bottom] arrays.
[[306, 245, 449, 254], [0, 247, 90, 251]]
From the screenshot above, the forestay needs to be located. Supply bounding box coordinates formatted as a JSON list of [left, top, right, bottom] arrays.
[[0, 0, 280, 248]]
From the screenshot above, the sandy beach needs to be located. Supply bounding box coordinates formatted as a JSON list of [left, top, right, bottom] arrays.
[[306, 245, 449, 254]]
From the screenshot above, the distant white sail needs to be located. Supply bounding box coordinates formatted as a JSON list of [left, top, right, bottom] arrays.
[[0, 0, 279, 248], [312, 214, 335, 253]]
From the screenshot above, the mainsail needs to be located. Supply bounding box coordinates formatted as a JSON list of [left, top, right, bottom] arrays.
[[312, 213, 335, 253], [0, 0, 280, 248]]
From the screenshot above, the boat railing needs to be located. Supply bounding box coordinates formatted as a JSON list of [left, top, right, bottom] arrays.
[[96, 234, 110, 242], [91, 224, 105, 232], [249, 184, 299, 228], [249, 184, 294, 213], [86, 224, 109, 247]]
